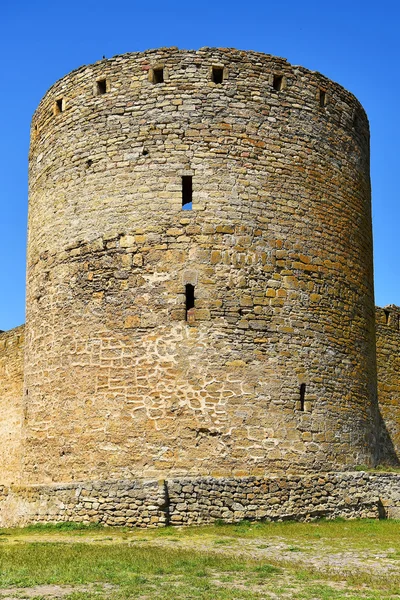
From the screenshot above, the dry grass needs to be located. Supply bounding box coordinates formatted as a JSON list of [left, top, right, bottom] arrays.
[[0, 519, 398, 599]]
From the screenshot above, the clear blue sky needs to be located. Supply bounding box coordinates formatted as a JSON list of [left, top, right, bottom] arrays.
[[0, 0, 399, 330]]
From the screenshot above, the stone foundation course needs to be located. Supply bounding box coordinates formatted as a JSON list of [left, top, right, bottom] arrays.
[[0, 472, 399, 528]]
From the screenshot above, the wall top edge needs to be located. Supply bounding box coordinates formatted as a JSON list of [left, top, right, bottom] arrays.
[[0, 324, 25, 339], [3, 471, 400, 492], [31, 46, 366, 123]]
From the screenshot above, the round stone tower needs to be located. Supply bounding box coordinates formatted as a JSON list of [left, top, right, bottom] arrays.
[[25, 47, 378, 484]]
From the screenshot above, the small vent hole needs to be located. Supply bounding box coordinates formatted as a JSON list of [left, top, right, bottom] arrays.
[[182, 176, 193, 210], [185, 284, 195, 320], [152, 68, 164, 84], [299, 383, 306, 412], [97, 79, 107, 95], [212, 66, 224, 84], [273, 75, 283, 91], [86, 159, 93, 168], [142, 149, 149, 156]]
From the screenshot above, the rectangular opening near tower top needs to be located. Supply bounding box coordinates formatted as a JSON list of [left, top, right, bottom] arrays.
[[54, 99, 64, 114], [152, 68, 164, 84], [182, 176, 193, 210], [97, 79, 107, 95], [273, 75, 283, 91], [212, 67, 224, 84]]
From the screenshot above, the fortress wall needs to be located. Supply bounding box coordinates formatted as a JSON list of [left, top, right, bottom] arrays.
[[376, 305, 400, 463], [25, 48, 377, 484], [0, 326, 24, 484], [0, 472, 399, 528]]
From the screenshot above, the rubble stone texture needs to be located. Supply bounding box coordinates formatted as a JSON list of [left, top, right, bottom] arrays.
[[0, 48, 399, 527], [0, 326, 24, 484], [376, 305, 400, 463], [0, 473, 399, 528], [25, 47, 378, 483]]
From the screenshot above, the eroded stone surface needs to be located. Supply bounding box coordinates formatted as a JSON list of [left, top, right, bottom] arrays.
[[0, 327, 24, 485], [25, 48, 376, 483], [376, 305, 400, 463], [0, 48, 399, 527], [0, 472, 398, 528]]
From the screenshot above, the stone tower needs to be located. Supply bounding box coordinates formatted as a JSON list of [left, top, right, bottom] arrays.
[[25, 47, 377, 485]]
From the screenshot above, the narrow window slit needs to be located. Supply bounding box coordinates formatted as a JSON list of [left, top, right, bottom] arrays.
[[273, 74, 283, 91], [152, 68, 164, 84], [182, 176, 192, 210], [384, 310, 390, 325], [319, 89, 326, 107], [185, 284, 195, 321], [299, 383, 306, 411], [212, 66, 224, 84], [97, 79, 107, 95], [54, 99, 64, 114]]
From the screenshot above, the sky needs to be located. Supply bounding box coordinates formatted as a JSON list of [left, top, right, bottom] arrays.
[[0, 0, 399, 331]]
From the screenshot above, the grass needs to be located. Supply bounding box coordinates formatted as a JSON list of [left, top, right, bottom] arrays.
[[354, 464, 400, 473], [0, 544, 279, 599], [0, 519, 398, 598]]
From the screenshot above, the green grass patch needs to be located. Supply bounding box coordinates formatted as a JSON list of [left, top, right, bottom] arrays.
[[15, 521, 107, 534], [0, 543, 278, 599], [354, 464, 400, 473], [0, 519, 399, 599]]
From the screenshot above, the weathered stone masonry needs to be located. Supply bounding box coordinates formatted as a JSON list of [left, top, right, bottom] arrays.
[[26, 47, 377, 483], [0, 47, 399, 527], [0, 473, 399, 528], [0, 326, 24, 485], [376, 305, 400, 463]]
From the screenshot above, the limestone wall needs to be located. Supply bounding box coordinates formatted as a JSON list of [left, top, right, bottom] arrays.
[[25, 47, 377, 484], [0, 326, 24, 484], [0, 473, 399, 528], [0, 479, 166, 528], [376, 305, 400, 463], [167, 472, 400, 524]]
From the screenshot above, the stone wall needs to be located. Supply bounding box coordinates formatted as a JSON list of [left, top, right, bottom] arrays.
[[0, 479, 166, 528], [376, 305, 400, 464], [0, 326, 24, 484], [167, 472, 400, 523], [25, 47, 377, 485], [0, 473, 399, 528]]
